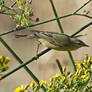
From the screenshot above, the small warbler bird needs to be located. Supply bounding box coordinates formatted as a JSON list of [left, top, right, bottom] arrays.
[[16, 30, 89, 51]]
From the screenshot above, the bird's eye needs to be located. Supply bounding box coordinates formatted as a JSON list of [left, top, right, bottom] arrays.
[[78, 42, 81, 45], [77, 40, 84, 46]]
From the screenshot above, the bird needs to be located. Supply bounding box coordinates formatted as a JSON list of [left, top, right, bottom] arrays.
[[15, 30, 89, 51]]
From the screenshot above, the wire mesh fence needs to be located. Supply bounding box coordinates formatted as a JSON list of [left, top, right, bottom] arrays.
[[0, 0, 92, 91]]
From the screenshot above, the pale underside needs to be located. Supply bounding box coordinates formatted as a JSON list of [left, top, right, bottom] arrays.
[[38, 39, 80, 51]]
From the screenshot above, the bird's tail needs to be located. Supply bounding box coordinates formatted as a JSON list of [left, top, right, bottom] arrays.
[[15, 34, 28, 38], [15, 30, 45, 39], [15, 30, 40, 39]]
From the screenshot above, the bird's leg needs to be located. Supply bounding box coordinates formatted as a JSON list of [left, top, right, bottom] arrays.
[[36, 42, 41, 54], [35, 42, 41, 60]]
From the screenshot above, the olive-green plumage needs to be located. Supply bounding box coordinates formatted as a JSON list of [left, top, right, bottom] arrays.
[[16, 30, 89, 51]]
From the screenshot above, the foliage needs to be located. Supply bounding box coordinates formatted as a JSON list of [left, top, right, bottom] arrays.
[[0, 0, 36, 27], [14, 55, 92, 92], [0, 0, 6, 10], [0, 56, 11, 73]]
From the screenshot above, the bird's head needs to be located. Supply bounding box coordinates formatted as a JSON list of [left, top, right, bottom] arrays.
[[70, 37, 89, 48]]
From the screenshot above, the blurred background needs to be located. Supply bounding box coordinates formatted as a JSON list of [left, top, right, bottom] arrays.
[[0, 0, 92, 91]]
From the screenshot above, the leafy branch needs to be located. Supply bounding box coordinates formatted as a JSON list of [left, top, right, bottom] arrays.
[[14, 55, 92, 92]]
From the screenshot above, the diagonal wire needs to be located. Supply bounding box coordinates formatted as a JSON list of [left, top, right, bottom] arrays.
[[0, 37, 46, 91], [49, 0, 76, 71], [0, 14, 72, 37], [0, 0, 92, 81], [0, 19, 91, 80], [0, 48, 51, 80], [0, 0, 91, 37], [73, 0, 92, 14], [49, 0, 64, 33], [71, 21, 92, 37], [0, 14, 91, 37]]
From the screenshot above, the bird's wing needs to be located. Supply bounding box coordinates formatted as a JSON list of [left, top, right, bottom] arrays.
[[51, 33, 71, 46], [32, 31, 71, 47]]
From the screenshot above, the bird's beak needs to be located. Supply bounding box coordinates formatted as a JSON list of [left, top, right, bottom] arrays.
[[84, 44, 89, 47]]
